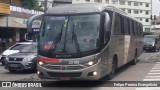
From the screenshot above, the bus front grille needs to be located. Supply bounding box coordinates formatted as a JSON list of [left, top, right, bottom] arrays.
[[47, 72, 82, 77], [44, 65, 83, 70]]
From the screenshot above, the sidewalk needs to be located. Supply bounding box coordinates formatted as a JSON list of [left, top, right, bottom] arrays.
[[0, 42, 15, 54]]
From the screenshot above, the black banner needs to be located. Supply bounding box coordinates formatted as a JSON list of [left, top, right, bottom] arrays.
[[0, 81, 160, 87]]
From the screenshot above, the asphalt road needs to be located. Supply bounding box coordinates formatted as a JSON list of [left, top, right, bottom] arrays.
[[1, 51, 160, 90]]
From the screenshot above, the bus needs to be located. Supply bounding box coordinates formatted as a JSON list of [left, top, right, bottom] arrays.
[[27, 3, 143, 80]]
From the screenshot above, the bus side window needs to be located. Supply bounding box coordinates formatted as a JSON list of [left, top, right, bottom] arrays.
[[129, 20, 133, 35], [124, 18, 130, 35], [114, 14, 121, 35], [132, 21, 135, 35], [134, 22, 137, 36], [120, 16, 125, 35]]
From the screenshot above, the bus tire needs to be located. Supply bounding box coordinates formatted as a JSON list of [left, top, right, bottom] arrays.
[[131, 50, 137, 65], [107, 58, 116, 80]]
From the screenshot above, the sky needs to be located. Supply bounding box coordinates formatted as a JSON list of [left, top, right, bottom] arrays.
[[152, 0, 160, 15]]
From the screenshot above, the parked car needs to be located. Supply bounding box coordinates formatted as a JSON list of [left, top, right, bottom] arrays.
[[0, 42, 32, 65], [4, 42, 37, 72], [143, 35, 160, 52]]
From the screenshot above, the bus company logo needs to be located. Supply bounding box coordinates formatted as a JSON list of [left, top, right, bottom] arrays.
[[2, 82, 12, 87], [60, 65, 66, 70]]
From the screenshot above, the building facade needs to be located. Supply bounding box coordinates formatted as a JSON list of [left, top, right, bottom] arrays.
[[151, 14, 160, 33], [0, 0, 43, 42], [38, 0, 152, 32], [72, 0, 152, 32]]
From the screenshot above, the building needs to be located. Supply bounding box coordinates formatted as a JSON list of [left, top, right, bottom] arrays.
[[38, 0, 152, 32], [0, 0, 43, 42], [151, 14, 160, 33]]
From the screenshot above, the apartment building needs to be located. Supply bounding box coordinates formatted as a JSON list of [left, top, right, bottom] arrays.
[[151, 15, 160, 33], [38, 0, 152, 32]]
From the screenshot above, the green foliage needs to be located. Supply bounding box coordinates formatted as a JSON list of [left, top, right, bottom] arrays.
[[21, 0, 42, 11]]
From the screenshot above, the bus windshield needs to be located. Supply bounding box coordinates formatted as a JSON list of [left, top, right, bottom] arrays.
[[39, 14, 100, 56]]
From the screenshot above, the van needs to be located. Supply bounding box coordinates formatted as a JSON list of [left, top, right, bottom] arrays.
[[143, 35, 160, 52]]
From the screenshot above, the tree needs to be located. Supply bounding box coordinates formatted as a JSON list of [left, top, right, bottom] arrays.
[[21, 0, 42, 11]]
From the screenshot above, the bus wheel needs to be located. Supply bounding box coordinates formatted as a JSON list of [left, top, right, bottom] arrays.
[[131, 51, 137, 65], [107, 59, 116, 80]]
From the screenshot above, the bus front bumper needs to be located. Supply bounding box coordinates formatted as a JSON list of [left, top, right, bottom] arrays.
[[37, 62, 102, 80]]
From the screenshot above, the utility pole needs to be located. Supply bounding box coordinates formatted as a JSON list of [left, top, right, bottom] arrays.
[[44, 0, 48, 12]]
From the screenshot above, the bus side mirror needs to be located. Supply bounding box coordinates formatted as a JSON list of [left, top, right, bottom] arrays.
[[27, 14, 43, 33]]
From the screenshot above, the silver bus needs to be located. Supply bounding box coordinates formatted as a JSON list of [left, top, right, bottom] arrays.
[[27, 3, 143, 80]]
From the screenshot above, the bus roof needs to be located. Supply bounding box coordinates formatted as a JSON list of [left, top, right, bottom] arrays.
[[46, 3, 141, 23]]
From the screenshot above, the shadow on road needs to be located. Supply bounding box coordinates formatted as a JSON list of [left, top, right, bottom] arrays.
[[4, 70, 36, 74]]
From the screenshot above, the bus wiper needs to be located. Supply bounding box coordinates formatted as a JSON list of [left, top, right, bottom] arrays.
[[48, 25, 63, 53], [71, 24, 81, 54]]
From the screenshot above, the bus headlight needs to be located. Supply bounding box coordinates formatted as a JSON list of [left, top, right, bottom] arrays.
[[83, 59, 101, 67]]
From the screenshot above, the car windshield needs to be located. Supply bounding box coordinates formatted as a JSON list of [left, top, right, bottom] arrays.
[[39, 14, 100, 54], [20, 44, 37, 53], [10, 44, 29, 50]]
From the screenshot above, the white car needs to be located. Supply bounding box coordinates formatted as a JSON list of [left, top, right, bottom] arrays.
[[0, 42, 32, 65]]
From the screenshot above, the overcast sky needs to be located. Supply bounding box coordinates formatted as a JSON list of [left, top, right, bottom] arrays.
[[152, 0, 160, 15]]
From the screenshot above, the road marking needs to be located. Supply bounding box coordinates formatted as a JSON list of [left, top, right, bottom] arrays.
[[152, 68, 160, 69], [136, 61, 160, 90], [136, 87, 160, 90], [145, 76, 160, 78], [148, 73, 160, 75], [143, 79, 160, 81], [153, 64, 160, 66], [144, 52, 160, 60], [150, 70, 160, 72]]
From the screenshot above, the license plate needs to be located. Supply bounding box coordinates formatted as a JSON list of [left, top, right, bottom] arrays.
[[9, 64, 19, 67], [60, 77, 71, 80]]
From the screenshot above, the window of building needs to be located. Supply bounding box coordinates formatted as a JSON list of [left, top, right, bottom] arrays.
[[134, 2, 139, 6], [119, 1, 125, 5], [146, 19, 149, 22], [140, 10, 143, 13], [86, 0, 90, 2], [134, 10, 139, 14], [146, 3, 149, 7], [145, 28, 150, 32], [121, 9, 125, 12], [128, 2, 131, 6], [94, 0, 102, 3], [112, 0, 118, 4], [105, 0, 109, 3], [140, 18, 142, 21], [146, 11, 149, 15], [128, 10, 131, 13], [140, 3, 142, 5]]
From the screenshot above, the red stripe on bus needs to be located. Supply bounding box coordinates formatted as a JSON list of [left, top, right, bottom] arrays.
[[37, 58, 60, 63]]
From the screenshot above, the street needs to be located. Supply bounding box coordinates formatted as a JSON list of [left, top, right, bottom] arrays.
[[1, 51, 160, 90]]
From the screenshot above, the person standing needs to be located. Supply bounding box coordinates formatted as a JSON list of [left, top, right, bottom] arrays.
[[1, 39, 6, 50]]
